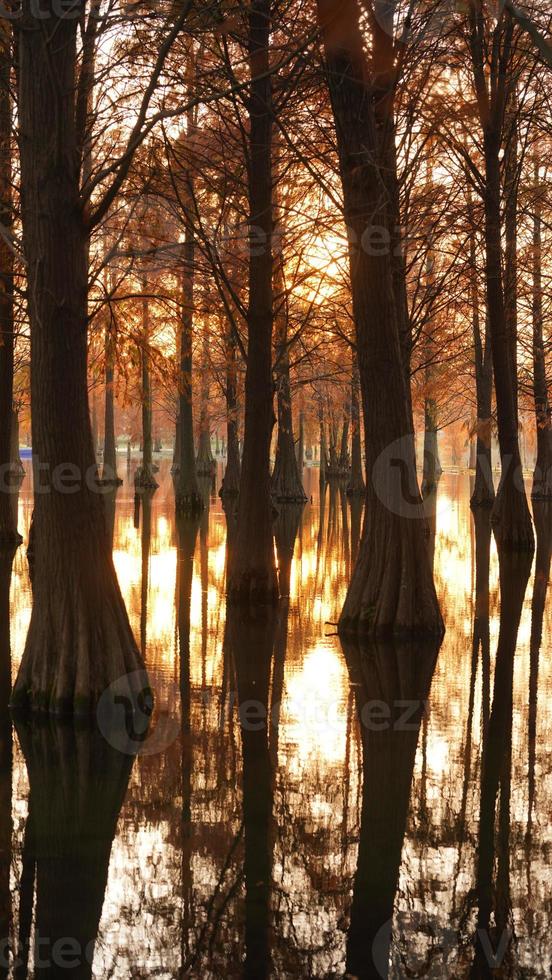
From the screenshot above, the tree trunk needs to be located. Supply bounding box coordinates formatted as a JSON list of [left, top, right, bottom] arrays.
[[318, 0, 443, 637], [531, 162, 552, 499], [296, 405, 304, 472], [10, 411, 24, 478], [227, 0, 278, 603], [271, 293, 306, 501], [319, 406, 328, 488], [347, 354, 365, 496], [0, 27, 20, 548], [421, 397, 442, 497], [338, 412, 350, 475], [101, 322, 122, 486], [12, 0, 146, 714], [135, 298, 159, 491], [220, 326, 241, 497], [175, 193, 202, 514], [470, 211, 495, 508], [504, 92, 519, 427], [196, 331, 215, 478], [483, 132, 533, 551]]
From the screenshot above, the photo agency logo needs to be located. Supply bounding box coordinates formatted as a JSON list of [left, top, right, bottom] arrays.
[[97, 669, 180, 756]]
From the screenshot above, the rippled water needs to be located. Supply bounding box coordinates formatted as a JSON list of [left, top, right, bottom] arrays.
[[2, 459, 551, 978]]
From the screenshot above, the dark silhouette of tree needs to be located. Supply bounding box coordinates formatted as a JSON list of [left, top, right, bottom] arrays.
[[317, 0, 443, 637]]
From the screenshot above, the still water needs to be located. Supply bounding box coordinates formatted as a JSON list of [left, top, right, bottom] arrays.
[[1, 460, 551, 977]]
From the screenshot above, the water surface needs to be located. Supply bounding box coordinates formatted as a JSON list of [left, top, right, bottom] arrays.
[[2, 461, 551, 977]]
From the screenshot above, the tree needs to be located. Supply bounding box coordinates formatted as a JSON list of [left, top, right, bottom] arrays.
[[227, 0, 279, 603], [317, 0, 443, 637], [465, 2, 534, 551], [12, 0, 191, 712], [530, 159, 552, 498], [0, 22, 20, 548]]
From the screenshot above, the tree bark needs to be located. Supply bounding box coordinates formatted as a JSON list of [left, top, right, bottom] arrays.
[[469, 209, 494, 508], [271, 288, 306, 501], [175, 183, 202, 513], [196, 330, 215, 478], [12, 0, 147, 714], [220, 325, 241, 497], [0, 25, 20, 548], [421, 397, 442, 497], [318, 0, 443, 637], [101, 320, 122, 486], [347, 354, 365, 496], [135, 297, 159, 491], [531, 162, 552, 499], [483, 132, 533, 550], [227, 0, 278, 603], [319, 407, 328, 489]]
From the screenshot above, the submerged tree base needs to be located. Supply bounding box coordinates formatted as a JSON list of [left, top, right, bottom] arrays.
[[135, 466, 159, 491], [338, 509, 445, 640], [272, 488, 307, 504], [491, 480, 535, 553], [227, 571, 280, 606], [531, 465, 552, 501], [175, 491, 204, 516], [11, 554, 151, 716]]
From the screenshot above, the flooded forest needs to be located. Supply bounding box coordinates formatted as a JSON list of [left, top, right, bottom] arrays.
[[1, 0, 552, 976]]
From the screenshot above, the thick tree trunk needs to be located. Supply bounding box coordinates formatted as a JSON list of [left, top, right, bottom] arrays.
[[531, 164, 552, 499], [0, 29, 21, 549], [101, 323, 122, 486], [220, 326, 241, 498], [484, 133, 533, 551], [227, 0, 278, 603], [12, 0, 146, 714], [347, 355, 365, 496], [318, 0, 443, 637], [371, 2, 412, 395]]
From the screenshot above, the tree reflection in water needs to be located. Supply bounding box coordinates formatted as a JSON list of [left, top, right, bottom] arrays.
[[2, 464, 551, 978]]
